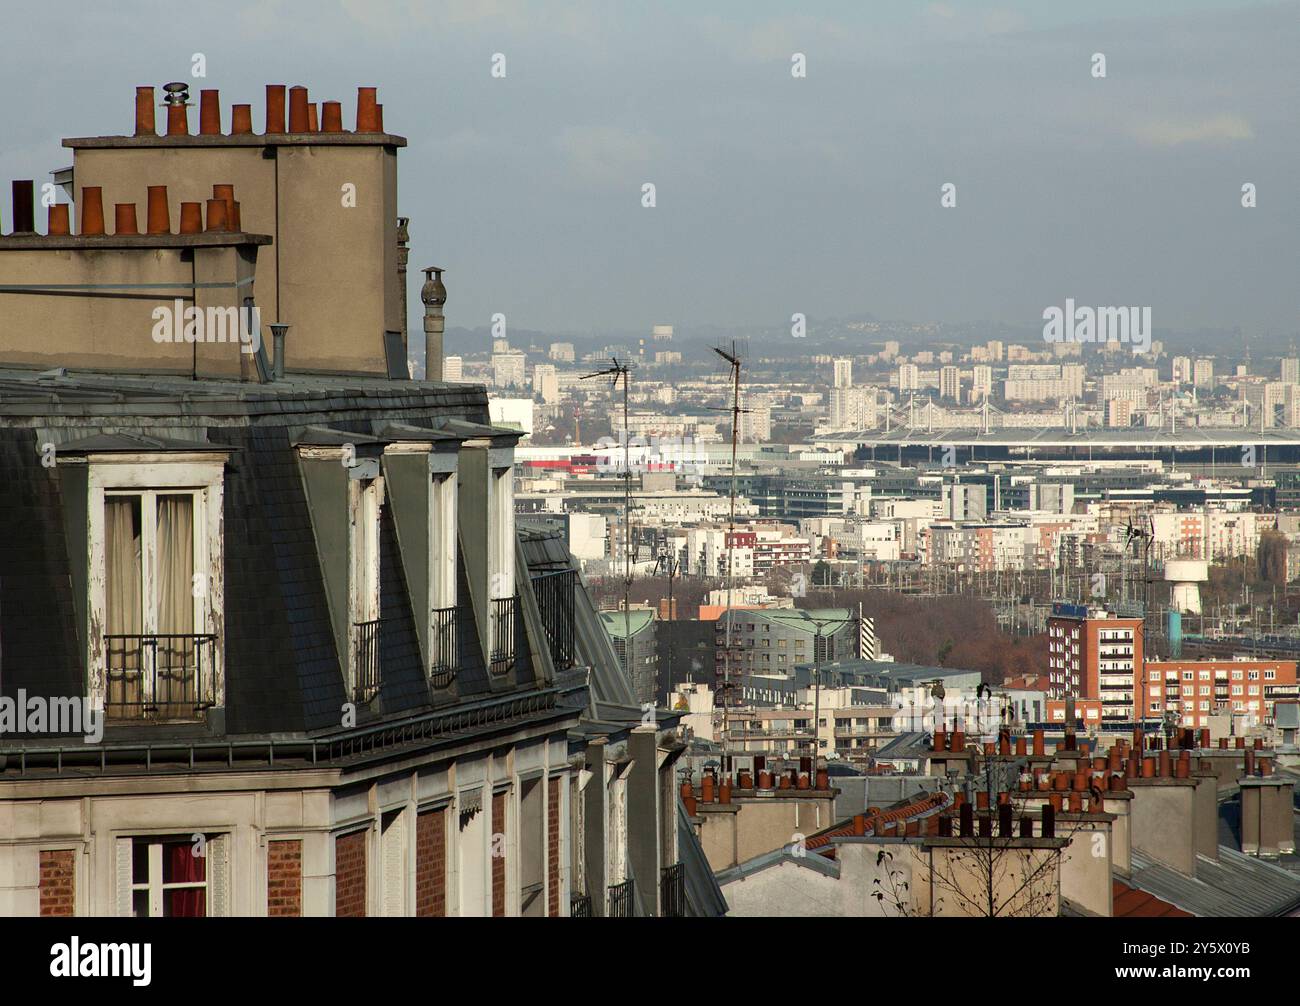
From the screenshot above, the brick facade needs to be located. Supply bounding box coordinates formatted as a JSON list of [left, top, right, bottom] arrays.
[[415, 807, 447, 917], [335, 830, 367, 917], [39, 849, 75, 917], [492, 791, 506, 917], [267, 839, 302, 917], [547, 777, 561, 916]]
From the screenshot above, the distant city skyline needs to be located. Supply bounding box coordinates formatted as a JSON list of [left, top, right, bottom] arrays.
[[2, 1, 1295, 342]]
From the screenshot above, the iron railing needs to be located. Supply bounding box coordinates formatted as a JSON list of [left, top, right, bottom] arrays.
[[430, 605, 458, 688], [607, 879, 634, 918], [353, 618, 382, 702], [570, 892, 593, 918], [531, 569, 576, 670], [104, 633, 218, 721], [489, 596, 518, 676], [660, 863, 685, 918]]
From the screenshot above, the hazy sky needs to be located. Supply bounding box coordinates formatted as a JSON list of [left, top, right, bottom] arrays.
[[2, 1, 1296, 342]]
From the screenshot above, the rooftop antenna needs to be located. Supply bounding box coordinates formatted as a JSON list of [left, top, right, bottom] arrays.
[[711, 340, 747, 747], [1123, 514, 1155, 726], [653, 533, 681, 701], [582, 357, 633, 687]]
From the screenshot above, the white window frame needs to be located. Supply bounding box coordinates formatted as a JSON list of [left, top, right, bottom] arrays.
[[118, 832, 229, 917], [348, 472, 385, 695], [77, 454, 226, 712]]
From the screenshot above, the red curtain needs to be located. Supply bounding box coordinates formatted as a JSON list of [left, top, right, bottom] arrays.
[[166, 842, 206, 917]]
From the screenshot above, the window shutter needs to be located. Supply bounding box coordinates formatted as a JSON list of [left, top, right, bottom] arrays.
[[208, 833, 229, 917], [115, 838, 133, 917], [382, 812, 406, 917]]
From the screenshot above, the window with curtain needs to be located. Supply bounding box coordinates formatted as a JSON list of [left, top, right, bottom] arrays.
[[130, 835, 209, 917], [103, 491, 203, 719]]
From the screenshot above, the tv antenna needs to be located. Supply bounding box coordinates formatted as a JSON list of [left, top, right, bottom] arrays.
[[582, 357, 634, 687], [711, 341, 748, 747]]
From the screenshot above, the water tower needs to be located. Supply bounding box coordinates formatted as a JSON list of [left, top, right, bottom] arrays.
[[1164, 559, 1209, 615]]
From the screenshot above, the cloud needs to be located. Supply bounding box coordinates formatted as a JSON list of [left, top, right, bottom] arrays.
[[1129, 113, 1255, 147], [553, 125, 663, 189]]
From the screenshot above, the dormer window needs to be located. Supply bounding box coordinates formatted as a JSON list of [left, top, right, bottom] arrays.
[[59, 438, 229, 723], [488, 461, 516, 675], [350, 468, 385, 702]]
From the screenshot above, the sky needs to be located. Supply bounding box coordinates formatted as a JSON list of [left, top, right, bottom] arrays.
[[1, 1, 1296, 344]]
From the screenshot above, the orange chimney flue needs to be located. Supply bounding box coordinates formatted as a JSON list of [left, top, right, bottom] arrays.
[[178, 201, 202, 234], [321, 100, 343, 133], [165, 102, 188, 137], [288, 85, 310, 133], [204, 197, 228, 232], [199, 89, 222, 134], [356, 86, 380, 132], [231, 104, 253, 135], [265, 84, 287, 134], [134, 86, 156, 136], [146, 186, 170, 234], [79, 186, 105, 235], [113, 203, 138, 235], [48, 203, 70, 236]]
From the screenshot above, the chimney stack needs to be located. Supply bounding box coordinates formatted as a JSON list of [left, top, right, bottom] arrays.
[[288, 85, 310, 133], [356, 86, 380, 132], [113, 202, 138, 235], [265, 85, 287, 134], [270, 324, 289, 380], [146, 186, 170, 235], [134, 86, 156, 136], [231, 104, 253, 134], [11, 180, 34, 233], [199, 89, 222, 134], [421, 266, 447, 381], [47, 203, 70, 236], [79, 186, 105, 235]]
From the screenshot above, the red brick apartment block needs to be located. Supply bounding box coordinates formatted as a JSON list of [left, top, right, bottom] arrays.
[[39, 850, 75, 917], [547, 777, 561, 917], [492, 792, 506, 917], [415, 807, 447, 917], [267, 840, 302, 917], [335, 830, 367, 917]]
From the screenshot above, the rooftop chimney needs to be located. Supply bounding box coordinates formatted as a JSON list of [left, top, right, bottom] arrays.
[[11, 180, 34, 233], [231, 104, 253, 134], [134, 86, 156, 136], [79, 186, 105, 235], [357, 86, 380, 132], [199, 89, 221, 134], [162, 81, 190, 136], [113, 202, 138, 235], [265, 84, 287, 134], [321, 100, 343, 132], [288, 85, 310, 133], [47, 203, 70, 236], [146, 186, 170, 235], [421, 266, 446, 381]]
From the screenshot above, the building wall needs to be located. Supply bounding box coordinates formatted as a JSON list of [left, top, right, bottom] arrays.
[[0, 735, 572, 918]]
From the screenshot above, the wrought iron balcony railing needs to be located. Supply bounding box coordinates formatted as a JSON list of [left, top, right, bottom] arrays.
[[104, 633, 218, 721], [569, 892, 592, 918], [607, 879, 634, 918], [660, 863, 685, 918], [489, 596, 518, 676], [530, 569, 576, 670], [430, 605, 458, 688], [353, 618, 382, 702]]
